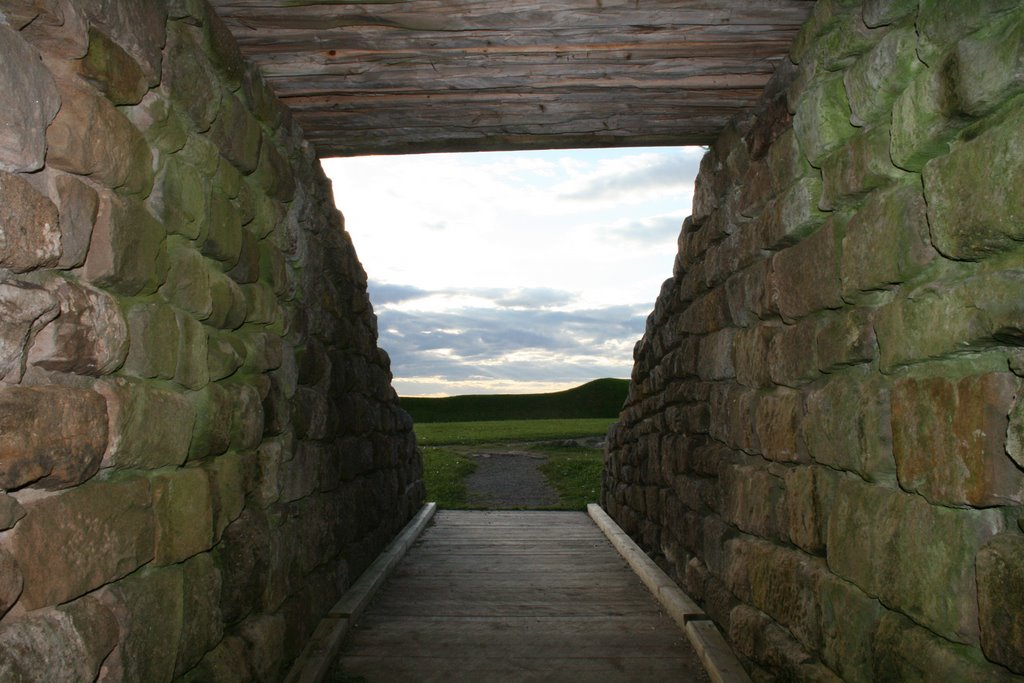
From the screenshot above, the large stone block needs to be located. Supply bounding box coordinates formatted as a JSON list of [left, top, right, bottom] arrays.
[[151, 467, 214, 565], [755, 388, 806, 463], [188, 382, 234, 460], [818, 573, 884, 683], [768, 317, 821, 388], [202, 191, 243, 268], [0, 280, 59, 383], [793, 73, 857, 167], [207, 330, 246, 381], [176, 553, 224, 677], [841, 184, 935, 296], [77, 27, 147, 105], [163, 22, 221, 133], [782, 465, 837, 555], [844, 27, 923, 127], [215, 507, 271, 625], [149, 156, 207, 239], [205, 451, 248, 541], [815, 308, 877, 372], [0, 546, 22, 619], [732, 605, 843, 682], [0, 25, 59, 172], [252, 134, 296, 202], [98, 378, 196, 469], [770, 220, 842, 322], [819, 125, 910, 210], [209, 92, 262, 175], [725, 258, 777, 327], [827, 477, 1004, 644], [720, 463, 784, 539], [696, 328, 736, 381], [279, 442, 322, 504], [733, 321, 778, 387], [27, 276, 129, 376], [9, 477, 155, 609], [291, 385, 330, 441], [924, 103, 1024, 260], [956, 11, 1024, 117], [725, 535, 829, 652], [872, 610, 1018, 682], [78, 0, 167, 86], [893, 372, 1024, 507], [0, 385, 107, 490], [889, 57, 966, 172], [122, 92, 189, 155], [977, 533, 1024, 673], [862, 0, 918, 27], [758, 175, 828, 250], [175, 311, 209, 390], [242, 281, 281, 326], [804, 368, 895, 481], [83, 192, 168, 296], [874, 270, 1024, 370], [0, 170, 61, 272], [53, 174, 99, 269], [916, 0, 1022, 65], [0, 597, 118, 682], [708, 384, 760, 453], [201, 1, 246, 89], [159, 245, 213, 319], [46, 78, 152, 195], [767, 129, 814, 195], [180, 636, 253, 683], [237, 614, 286, 683], [99, 565, 183, 683], [207, 268, 248, 330], [227, 229, 261, 285], [123, 300, 180, 380], [230, 382, 264, 451], [0, 492, 25, 531]]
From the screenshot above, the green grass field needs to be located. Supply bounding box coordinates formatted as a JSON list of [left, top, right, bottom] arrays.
[[414, 417, 616, 446], [417, 418, 612, 510]]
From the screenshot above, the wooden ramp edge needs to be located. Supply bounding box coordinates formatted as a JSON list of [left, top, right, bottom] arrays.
[[587, 503, 752, 683], [284, 502, 437, 683]]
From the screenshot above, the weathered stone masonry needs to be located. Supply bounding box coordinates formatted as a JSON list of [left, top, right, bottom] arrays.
[[604, 1, 1024, 681], [0, 1, 423, 680]]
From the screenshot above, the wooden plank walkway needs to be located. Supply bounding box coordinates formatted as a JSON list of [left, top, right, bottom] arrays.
[[330, 510, 709, 682]]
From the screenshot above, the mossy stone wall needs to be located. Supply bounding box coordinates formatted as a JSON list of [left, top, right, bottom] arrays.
[[0, 1, 423, 680], [604, 1, 1024, 680]]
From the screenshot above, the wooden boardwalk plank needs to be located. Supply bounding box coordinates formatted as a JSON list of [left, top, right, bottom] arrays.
[[331, 510, 708, 682]]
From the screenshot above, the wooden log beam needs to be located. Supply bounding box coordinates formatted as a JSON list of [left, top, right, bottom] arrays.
[[206, 0, 814, 156]]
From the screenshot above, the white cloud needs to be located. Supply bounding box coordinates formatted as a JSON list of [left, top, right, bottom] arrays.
[[321, 147, 703, 395]]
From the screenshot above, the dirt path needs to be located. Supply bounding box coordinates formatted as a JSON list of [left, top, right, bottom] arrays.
[[463, 450, 560, 509]]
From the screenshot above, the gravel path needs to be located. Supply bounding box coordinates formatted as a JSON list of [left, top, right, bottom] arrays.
[[464, 450, 560, 509]]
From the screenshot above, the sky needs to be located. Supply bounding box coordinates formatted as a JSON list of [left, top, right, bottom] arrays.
[[320, 146, 704, 397]]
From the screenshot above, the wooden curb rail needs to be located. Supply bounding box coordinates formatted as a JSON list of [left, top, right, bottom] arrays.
[[284, 502, 437, 683], [587, 503, 752, 683]]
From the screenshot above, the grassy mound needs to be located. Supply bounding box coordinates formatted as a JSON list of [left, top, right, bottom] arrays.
[[400, 377, 629, 423]]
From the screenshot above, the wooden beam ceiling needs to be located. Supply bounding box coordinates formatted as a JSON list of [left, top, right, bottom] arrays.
[[206, 1, 815, 157]]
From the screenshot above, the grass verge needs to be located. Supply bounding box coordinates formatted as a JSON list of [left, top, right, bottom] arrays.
[[420, 447, 478, 509], [415, 417, 615, 446], [533, 443, 604, 510]]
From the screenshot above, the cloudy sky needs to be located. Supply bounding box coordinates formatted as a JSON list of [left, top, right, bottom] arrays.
[[321, 146, 703, 396]]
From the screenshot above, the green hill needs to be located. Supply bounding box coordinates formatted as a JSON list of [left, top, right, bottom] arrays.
[[400, 378, 630, 423]]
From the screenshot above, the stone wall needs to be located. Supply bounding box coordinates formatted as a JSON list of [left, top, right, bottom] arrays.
[[604, 1, 1024, 681], [0, 1, 423, 680]]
